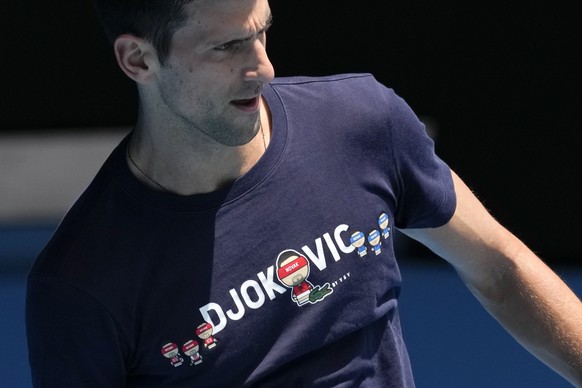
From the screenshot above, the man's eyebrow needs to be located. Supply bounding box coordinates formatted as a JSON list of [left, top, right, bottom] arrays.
[[208, 13, 273, 46], [239, 14, 273, 41], [261, 14, 273, 32]]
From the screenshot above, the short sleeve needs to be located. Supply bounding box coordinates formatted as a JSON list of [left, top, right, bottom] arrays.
[[382, 87, 456, 229]]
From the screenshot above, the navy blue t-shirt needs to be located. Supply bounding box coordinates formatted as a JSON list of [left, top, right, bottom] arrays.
[[26, 74, 456, 387]]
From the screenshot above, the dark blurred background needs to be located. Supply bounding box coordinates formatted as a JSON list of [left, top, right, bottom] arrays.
[[3, 0, 580, 264], [1, 1, 581, 387]]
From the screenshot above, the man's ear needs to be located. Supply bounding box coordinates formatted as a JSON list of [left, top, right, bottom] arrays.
[[113, 34, 158, 84]]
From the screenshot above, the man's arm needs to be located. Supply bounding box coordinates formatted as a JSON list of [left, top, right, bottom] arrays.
[[401, 170, 582, 386]]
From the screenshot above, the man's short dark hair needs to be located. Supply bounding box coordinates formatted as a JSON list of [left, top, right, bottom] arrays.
[[93, 0, 193, 65]]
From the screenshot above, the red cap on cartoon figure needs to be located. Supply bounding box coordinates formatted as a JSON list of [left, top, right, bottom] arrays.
[[161, 342, 178, 356], [277, 255, 308, 280], [196, 322, 212, 336], [182, 340, 199, 352]]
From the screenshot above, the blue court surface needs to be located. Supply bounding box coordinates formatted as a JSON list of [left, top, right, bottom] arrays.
[[2, 226, 580, 387]]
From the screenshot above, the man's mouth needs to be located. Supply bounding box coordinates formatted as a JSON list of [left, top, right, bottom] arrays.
[[231, 96, 259, 108]]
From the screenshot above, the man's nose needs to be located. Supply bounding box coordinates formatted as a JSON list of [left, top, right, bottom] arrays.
[[243, 38, 275, 84]]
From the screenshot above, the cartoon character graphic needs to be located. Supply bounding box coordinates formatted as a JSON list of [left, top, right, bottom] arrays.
[[161, 342, 184, 367], [350, 231, 367, 257], [378, 212, 390, 239], [182, 340, 203, 366], [196, 322, 218, 349], [275, 249, 333, 306], [368, 229, 382, 255]]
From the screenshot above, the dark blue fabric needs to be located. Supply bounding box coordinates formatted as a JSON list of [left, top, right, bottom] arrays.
[[26, 74, 455, 387]]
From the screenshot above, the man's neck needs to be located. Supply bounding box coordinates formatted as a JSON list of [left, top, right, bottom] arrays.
[[127, 100, 271, 195]]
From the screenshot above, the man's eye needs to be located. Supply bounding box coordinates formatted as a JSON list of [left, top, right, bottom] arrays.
[[215, 40, 243, 52]]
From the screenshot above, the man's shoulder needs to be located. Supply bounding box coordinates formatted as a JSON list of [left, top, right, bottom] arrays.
[[269, 73, 379, 88], [267, 73, 398, 105], [268, 73, 399, 110]]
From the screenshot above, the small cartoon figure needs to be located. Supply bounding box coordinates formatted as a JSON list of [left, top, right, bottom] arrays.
[[161, 342, 184, 367], [196, 322, 218, 349], [182, 340, 203, 366], [276, 249, 333, 306], [350, 231, 367, 257], [368, 229, 382, 255], [378, 212, 390, 239]]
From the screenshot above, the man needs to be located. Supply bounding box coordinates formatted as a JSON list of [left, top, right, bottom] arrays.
[[26, 0, 582, 387]]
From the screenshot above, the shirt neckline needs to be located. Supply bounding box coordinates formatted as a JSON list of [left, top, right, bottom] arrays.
[[113, 83, 288, 213]]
